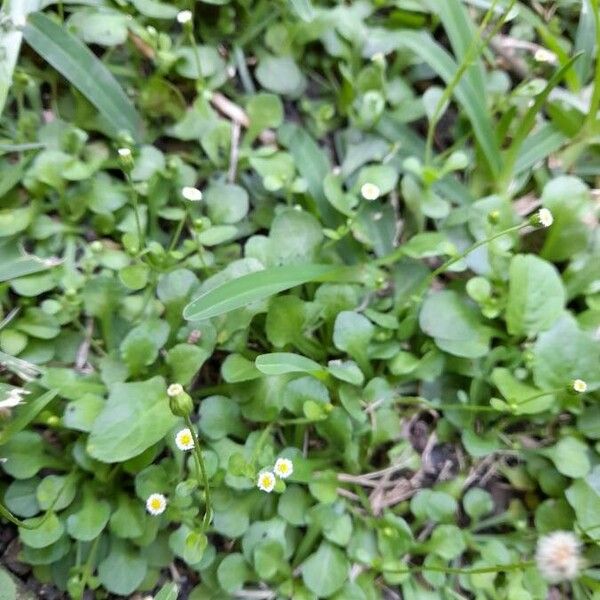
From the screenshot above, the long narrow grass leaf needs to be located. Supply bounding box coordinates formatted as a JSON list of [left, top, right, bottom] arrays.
[[183, 264, 354, 321], [399, 30, 502, 177], [23, 12, 142, 140]]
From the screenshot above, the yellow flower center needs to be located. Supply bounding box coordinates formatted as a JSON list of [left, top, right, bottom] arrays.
[[279, 464, 288, 474], [150, 499, 162, 510], [260, 475, 272, 486], [181, 434, 191, 445]]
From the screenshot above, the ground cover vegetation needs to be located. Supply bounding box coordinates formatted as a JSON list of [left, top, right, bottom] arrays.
[[0, 0, 599, 598]]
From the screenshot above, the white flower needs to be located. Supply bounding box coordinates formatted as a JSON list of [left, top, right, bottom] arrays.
[[175, 428, 194, 451], [535, 531, 582, 583], [117, 147, 131, 158], [274, 458, 293, 479], [538, 208, 553, 227], [181, 186, 203, 202], [0, 388, 29, 410], [146, 493, 167, 516], [572, 379, 588, 393], [257, 471, 276, 493], [360, 182, 381, 201], [167, 383, 184, 397], [534, 48, 555, 63], [177, 10, 192, 24]]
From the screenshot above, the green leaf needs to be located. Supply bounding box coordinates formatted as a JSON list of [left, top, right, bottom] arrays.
[[184, 531, 208, 564], [19, 513, 63, 548], [205, 183, 249, 225], [278, 123, 336, 224], [120, 319, 170, 375], [87, 376, 177, 463], [426, 0, 486, 101], [566, 466, 600, 540], [333, 311, 374, 373], [463, 488, 493, 522], [256, 55, 306, 96], [0, 566, 17, 600], [533, 315, 600, 390], [287, 0, 314, 21], [500, 54, 581, 182], [67, 492, 111, 541], [0, 390, 57, 445], [255, 353, 325, 377], [217, 553, 251, 593], [98, 540, 147, 596], [183, 264, 348, 321], [399, 30, 501, 176], [23, 12, 142, 140], [166, 344, 210, 386], [155, 583, 179, 600], [540, 176, 592, 262], [0, 253, 58, 284], [543, 437, 590, 479], [302, 542, 349, 597], [198, 395, 245, 441], [221, 354, 261, 383], [420, 290, 492, 358]]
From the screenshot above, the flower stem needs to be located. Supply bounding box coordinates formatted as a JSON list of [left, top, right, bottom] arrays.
[[426, 223, 526, 282], [383, 560, 535, 576], [125, 173, 144, 250], [184, 415, 212, 531], [374, 222, 525, 269]]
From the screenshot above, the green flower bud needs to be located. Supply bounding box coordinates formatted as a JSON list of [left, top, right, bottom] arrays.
[[117, 147, 134, 171], [167, 383, 193, 417], [487, 210, 501, 225]]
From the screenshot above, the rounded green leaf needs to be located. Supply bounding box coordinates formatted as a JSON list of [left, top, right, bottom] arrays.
[[87, 377, 177, 463], [302, 542, 348, 597]]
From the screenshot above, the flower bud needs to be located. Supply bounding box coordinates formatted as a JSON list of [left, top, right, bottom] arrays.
[[529, 208, 553, 228], [177, 10, 193, 24], [487, 210, 501, 225], [167, 383, 193, 417], [117, 147, 134, 171]]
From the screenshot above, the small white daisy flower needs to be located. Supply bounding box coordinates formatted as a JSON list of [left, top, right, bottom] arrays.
[[538, 208, 553, 227], [360, 182, 381, 201], [177, 10, 193, 24], [146, 493, 167, 516], [535, 531, 582, 583], [181, 186, 203, 202], [534, 48, 556, 63], [175, 428, 194, 451], [117, 147, 131, 158], [167, 383, 184, 397], [572, 379, 588, 393], [257, 471, 276, 493], [274, 458, 293, 479]]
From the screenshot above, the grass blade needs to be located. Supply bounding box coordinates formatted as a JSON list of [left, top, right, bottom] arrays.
[[400, 30, 502, 177], [23, 12, 142, 140], [0, 255, 59, 282], [499, 54, 581, 191], [183, 264, 350, 321], [427, 0, 486, 100], [514, 123, 567, 176]]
